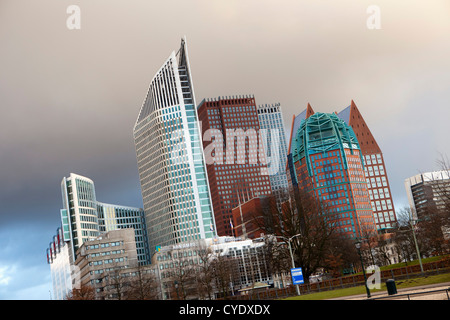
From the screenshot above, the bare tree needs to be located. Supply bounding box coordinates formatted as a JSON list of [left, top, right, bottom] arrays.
[[323, 235, 359, 277], [372, 235, 394, 267], [436, 154, 450, 215], [66, 284, 97, 300], [392, 207, 425, 264], [359, 225, 378, 267], [194, 244, 216, 300], [260, 235, 291, 288], [210, 253, 239, 299], [396, 206, 413, 227], [102, 266, 129, 300], [168, 248, 197, 300], [255, 188, 337, 283], [417, 206, 450, 256], [126, 265, 160, 300], [392, 230, 416, 265]]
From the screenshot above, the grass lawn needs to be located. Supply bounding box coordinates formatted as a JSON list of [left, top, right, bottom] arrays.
[[284, 272, 450, 300], [378, 255, 449, 272]]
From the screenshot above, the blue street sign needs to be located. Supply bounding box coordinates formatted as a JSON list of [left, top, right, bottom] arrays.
[[291, 267, 304, 285]]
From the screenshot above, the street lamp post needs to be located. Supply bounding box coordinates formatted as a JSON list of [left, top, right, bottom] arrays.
[[394, 217, 424, 275], [355, 239, 371, 299], [288, 234, 302, 296], [276, 234, 302, 296], [409, 215, 424, 275]]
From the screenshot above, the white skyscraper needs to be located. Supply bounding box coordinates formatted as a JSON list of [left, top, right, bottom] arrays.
[[133, 37, 216, 252], [61, 173, 100, 263]]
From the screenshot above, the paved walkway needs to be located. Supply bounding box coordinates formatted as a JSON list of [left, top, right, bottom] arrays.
[[328, 282, 450, 300]]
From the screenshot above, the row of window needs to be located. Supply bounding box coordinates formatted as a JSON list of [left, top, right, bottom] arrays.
[[368, 176, 388, 188], [371, 198, 393, 211], [363, 153, 382, 165], [86, 241, 123, 250], [89, 257, 128, 266], [365, 164, 386, 177], [90, 265, 128, 275], [374, 210, 395, 221], [88, 249, 124, 258], [368, 187, 391, 200]]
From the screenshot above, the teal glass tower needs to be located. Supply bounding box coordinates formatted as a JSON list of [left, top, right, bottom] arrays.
[[133, 38, 216, 252], [290, 112, 377, 238]]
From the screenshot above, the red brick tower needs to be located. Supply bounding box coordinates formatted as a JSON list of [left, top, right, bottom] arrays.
[[197, 96, 272, 236], [337, 100, 397, 231]]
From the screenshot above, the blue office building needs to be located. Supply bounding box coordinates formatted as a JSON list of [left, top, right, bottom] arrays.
[[257, 103, 290, 205]]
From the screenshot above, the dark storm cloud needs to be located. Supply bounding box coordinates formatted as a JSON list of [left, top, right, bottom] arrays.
[[0, 0, 449, 299], [1, 0, 449, 219]]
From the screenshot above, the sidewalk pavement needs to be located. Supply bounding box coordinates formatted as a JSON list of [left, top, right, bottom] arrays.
[[328, 282, 450, 300]]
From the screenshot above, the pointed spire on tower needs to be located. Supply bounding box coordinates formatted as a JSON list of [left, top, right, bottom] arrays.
[[347, 99, 381, 154], [306, 103, 315, 119]]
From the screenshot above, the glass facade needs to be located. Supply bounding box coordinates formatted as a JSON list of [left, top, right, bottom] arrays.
[[197, 96, 272, 237], [61, 173, 99, 262], [133, 38, 216, 252], [97, 203, 150, 265], [291, 112, 377, 238], [51, 173, 150, 299], [47, 227, 72, 300], [152, 237, 271, 299], [50, 242, 72, 300], [59, 173, 149, 265], [257, 103, 290, 206]]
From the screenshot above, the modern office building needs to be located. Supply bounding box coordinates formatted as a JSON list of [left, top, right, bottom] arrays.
[[197, 96, 272, 236], [133, 37, 217, 252], [74, 229, 140, 299], [286, 101, 397, 232], [152, 236, 272, 299], [97, 203, 150, 265], [49, 173, 149, 299], [290, 111, 377, 238], [405, 170, 450, 220], [60, 173, 100, 263], [257, 103, 290, 206], [59, 173, 148, 265], [337, 100, 397, 231]]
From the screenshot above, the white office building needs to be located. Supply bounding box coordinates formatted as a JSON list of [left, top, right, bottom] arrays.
[[133, 37, 216, 252], [48, 173, 149, 299]]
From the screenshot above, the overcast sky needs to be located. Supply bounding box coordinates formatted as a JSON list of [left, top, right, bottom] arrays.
[[0, 0, 449, 299]]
